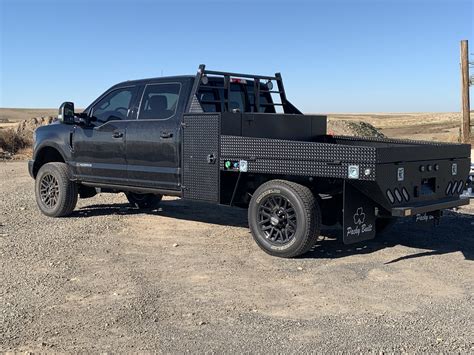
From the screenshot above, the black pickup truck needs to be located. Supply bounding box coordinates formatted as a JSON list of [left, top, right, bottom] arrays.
[[29, 65, 471, 258]]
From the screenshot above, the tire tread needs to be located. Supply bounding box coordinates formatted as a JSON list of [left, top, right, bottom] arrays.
[[249, 179, 321, 258], [35, 162, 78, 217]]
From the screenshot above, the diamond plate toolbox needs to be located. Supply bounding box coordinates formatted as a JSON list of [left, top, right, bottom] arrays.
[[220, 135, 378, 181], [182, 114, 220, 202]]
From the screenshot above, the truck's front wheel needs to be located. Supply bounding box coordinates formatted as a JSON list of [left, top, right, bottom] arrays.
[[248, 180, 321, 258], [35, 162, 78, 217]]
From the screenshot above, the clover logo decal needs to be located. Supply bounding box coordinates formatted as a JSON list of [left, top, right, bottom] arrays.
[[353, 207, 366, 225]]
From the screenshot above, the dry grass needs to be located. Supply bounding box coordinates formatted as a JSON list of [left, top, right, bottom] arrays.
[[0, 128, 33, 155], [0, 110, 56, 156]]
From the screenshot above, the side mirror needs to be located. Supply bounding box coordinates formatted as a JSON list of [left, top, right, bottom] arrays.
[[58, 102, 75, 124], [74, 114, 91, 126]]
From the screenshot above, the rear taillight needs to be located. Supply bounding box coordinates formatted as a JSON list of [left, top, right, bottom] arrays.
[[446, 182, 452, 195], [452, 181, 459, 194], [446, 180, 466, 195], [394, 188, 403, 203], [387, 187, 410, 204], [402, 187, 410, 201], [386, 189, 395, 204]]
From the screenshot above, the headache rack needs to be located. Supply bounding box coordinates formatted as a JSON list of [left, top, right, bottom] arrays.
[[186, 64, 302, 114]]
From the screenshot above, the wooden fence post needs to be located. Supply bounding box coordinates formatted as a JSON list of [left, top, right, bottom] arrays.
[[460, 40, 471, 143]]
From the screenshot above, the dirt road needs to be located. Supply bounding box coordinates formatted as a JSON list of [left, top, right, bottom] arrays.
[[1, 161, 473, 352]]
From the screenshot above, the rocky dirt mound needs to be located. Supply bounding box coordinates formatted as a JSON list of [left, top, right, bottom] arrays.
[[0, 116, 56, 158], [15, 116, 56, 142], [327, 119, 385, 138]]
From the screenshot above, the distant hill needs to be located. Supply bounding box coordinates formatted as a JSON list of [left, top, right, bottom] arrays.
[[0, 108, 58, 123]]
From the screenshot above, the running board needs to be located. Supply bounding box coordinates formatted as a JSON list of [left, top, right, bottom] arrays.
[[80, 182, 182, 197]]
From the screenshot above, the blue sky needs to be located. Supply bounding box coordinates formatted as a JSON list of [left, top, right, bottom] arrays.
[[0, 0, 472, 112]]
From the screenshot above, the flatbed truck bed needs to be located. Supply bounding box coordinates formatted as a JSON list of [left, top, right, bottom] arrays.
[[29, 65, 471, 257]]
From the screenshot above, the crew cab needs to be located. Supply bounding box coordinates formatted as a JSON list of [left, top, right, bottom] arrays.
[[29, 65, 471, 258]]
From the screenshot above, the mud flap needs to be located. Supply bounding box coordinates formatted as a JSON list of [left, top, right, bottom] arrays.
[[343, 181, 376, 244]]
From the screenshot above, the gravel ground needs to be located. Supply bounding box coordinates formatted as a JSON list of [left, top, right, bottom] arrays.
[[1, 161, 473, 352]]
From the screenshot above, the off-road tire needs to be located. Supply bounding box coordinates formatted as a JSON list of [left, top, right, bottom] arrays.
[[248, 179, 321, 258], [35, 162, 78, 217], [126, 192, 163, 209]]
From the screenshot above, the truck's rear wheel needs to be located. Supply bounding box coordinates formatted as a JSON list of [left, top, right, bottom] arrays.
[[35, 162, 78, 217], [248, 180, 321, 258], [126, 192, 162, 209]]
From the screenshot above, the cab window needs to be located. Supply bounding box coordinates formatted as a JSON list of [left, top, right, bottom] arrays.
[[229, 84, 246, 112], [197, 79, 274, 113], [91, 87, 136, 124], [197, 82, 247, 112], [138, 83, 181, 120], [198, 87, 220, 112], [246, 85, 275, 113]]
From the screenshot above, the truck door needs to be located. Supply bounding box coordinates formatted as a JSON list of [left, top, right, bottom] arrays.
[[71, 86, 137, 185], [125, 81, 184, 190]]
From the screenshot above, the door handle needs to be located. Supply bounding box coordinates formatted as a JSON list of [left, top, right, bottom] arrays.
[[160, 131, 173, 139], [112, 131, 124, 138]]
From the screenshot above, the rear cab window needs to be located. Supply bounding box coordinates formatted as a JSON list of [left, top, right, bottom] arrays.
[[197, 78, 275, 113]]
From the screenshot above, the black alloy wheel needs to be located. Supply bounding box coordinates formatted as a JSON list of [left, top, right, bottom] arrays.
[[248, 179, 321, 258], [39, 173, 60, 209], [257, 194, 297, 245]]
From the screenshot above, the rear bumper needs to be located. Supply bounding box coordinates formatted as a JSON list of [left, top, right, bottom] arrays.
[[28, 160, 34, 178], [391, 197, 470, 217], [461, 163, 474, 198]]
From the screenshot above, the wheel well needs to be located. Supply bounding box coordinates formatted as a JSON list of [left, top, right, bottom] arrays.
[[33, 147, 65, 178], [236, 175, 344, 226], [221, 173, 344, 208]]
